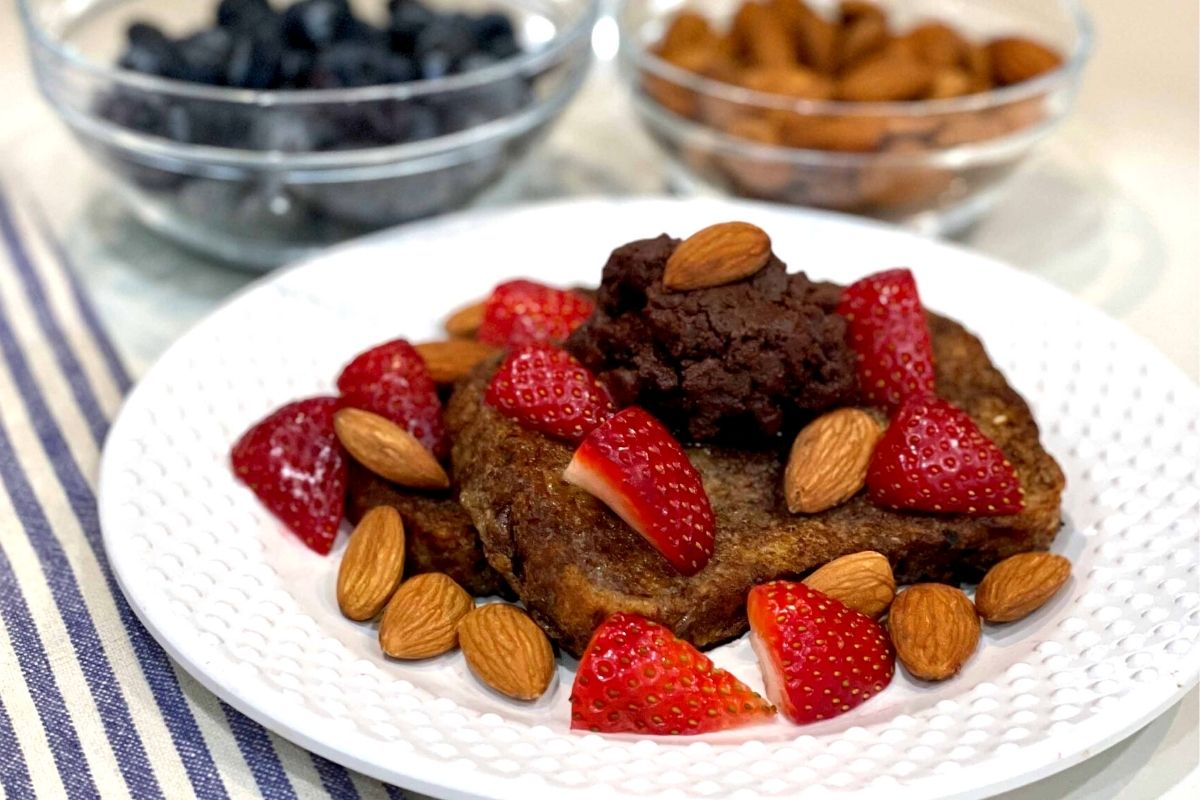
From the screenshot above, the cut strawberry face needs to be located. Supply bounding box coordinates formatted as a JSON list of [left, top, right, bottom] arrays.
[[336, 338, 448, 460], [747, 581, 894, 724], [230, 397, 347, 555], [564, 407, 716, 576], [837, 268, 935, 410], [476, 279, 594, 348], [485, 344, 616, 442], [866, 395, 1024, 515], [570, 612, 774, 735]]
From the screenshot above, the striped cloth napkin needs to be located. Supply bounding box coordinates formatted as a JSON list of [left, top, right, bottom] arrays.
[[0, 180, 418, 800]]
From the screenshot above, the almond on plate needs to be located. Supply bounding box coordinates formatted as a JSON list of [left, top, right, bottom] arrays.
[[334, 407, 450, 490], [378, 573, 474, 659], [458, 604, 556, 700], [443, 300, 487, 338], [663, 221, 772, 291], [336, 506, 406, 621], [802, 551, 895, 618], [888, 583, 980, 681], [784, 407, 882, 513], [974, 552, 1071, 623], [416, 339, 502, 384]]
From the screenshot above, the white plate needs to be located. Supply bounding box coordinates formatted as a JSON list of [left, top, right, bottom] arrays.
[[99, 198, 1200, 800]]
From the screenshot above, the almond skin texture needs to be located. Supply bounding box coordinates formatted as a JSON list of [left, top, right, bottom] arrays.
[[378, 573, 474, 659], [803, 551, 895, 618], [415, 340, 502, 384], [784, 408, 883, 513], [664, 222, 772, 291], [988, 37, 1063, 85], [444, 301, 486, 338], [838, 55, 934, 101], [974, 552, 1071, 623], [458, 604, 556, 700], [334, 408, 450, 490], [336, 506, 406, 621], [889, 583, 980, 681]]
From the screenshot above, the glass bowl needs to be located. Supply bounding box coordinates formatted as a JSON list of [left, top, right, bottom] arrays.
[[20, 0, 599, 267], [618, 0, 1091, 236]]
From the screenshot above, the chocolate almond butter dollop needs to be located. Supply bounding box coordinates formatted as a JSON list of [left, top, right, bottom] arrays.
[[565, 235, 856, 445]]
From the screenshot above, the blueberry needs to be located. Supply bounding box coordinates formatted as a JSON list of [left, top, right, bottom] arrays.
[[282, 0, 353, 51], [388, 2, 435, 54], [456, 52, 497, 74], [364, 101, 441, 143], [310, 42, 392, 88], [415, 15, 478, 66], [178, 28, 233, 85], [120, 22, 187, 79], [249, 110, 319, 152], [225, 31, 283, 89], [278, 48, 317, 87], [386, 54, 419, 83], [472, 13, 515, 48], [164, 104, 194, 142], [216, 0, 274, 30]]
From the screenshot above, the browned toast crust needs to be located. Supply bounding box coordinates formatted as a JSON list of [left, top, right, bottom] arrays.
[[446, 314, 1066, 657]]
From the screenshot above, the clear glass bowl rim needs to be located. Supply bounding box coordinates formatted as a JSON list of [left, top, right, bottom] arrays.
[[617, 0, 1093, 117]]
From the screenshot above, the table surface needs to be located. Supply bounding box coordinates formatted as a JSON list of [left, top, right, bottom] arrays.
[[2, 1, 1197, 798]]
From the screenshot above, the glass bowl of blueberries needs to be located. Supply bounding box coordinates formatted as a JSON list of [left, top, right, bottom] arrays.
[[20, 0, 599, 266]]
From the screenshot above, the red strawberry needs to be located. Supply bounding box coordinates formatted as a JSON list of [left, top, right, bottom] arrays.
[[231, 397, 347, 555], [570, 612, 774, 735], [837, 268, 935, 410], [564, 407, 715, 576], [476, 279, 594, 348], [866, 395, 1024, 515], [336, 338, 448, 460], [747, 581, 894, 724], [485, 344, 616, 442]]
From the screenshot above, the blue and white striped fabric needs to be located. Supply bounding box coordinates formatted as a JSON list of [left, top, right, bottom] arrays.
[[0, 179, 414, 800]]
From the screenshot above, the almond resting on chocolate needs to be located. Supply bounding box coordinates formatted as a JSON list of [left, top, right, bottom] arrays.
[[565, 235, 856, 444]]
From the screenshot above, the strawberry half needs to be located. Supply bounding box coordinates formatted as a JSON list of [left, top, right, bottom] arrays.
[[476, 279, 594, 348], [570, 612, 774, 735], [747, 581, 894, 724], [231, 397, 347, 555], [837, 268, 935, 410], [866, 394, 1024, 515], [485, 344, 616, 442], [563, 407, 715, 576], [336, 338, 448, 460]]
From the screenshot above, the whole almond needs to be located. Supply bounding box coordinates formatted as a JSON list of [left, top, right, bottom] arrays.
[[334, 408, 449, 490], [664, 222, 772, 291], [974, 552, 1070, 623], [903, 23, 969, 68], [444, 300, 486, 338], [415, 340, 501, 384], [784, 408, 882, 513], [889, 583, 980, 681], [657, 11, 718, 61], [378, 573, 474, 659], [838, 55, 934, 101], [337, 506, 406, 621], [740, 66, 834, 100], [803, 551, 895, 618], [734, 3, 798, 68], [927, 67, 973, 99], [838, 14, 888, 70], [458, 604, 555, 700], [987, 37, 1063, 85]]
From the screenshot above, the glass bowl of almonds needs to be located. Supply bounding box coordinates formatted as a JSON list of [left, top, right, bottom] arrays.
[[618, 0, 1091, 235]]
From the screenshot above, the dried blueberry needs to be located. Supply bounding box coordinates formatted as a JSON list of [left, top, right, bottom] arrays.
[[178, 28, 233, 85], [225, 31, 284, 89], [120, 22, 187, 79], [282, 0, 353, 51], [216, 0, 275, 30], [388, 2, 435, 54]]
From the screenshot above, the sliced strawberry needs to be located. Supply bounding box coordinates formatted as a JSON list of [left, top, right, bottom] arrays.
[[231, 397, 347, 555], [747, 581, 894, 724], [485, 344, 616, 442], [837, 268, 935, 410], [336, 338, 448, 460], [564, 407, 715, 576], [866, 394, 1024, 515], [570, 612, 774, 735], [476, 279, 594, 348]]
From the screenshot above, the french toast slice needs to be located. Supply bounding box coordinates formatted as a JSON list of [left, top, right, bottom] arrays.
[[446, 314, 1066, 657]]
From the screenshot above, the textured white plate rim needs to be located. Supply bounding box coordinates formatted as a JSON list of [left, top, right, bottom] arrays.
[[98, 196, 1200, 800]]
